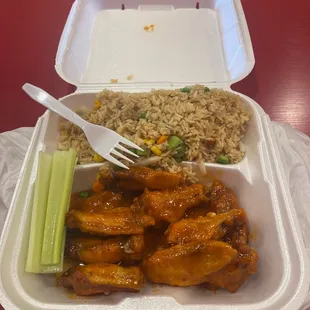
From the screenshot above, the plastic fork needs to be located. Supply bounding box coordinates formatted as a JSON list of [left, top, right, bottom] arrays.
[[22, 83, 143, 169]]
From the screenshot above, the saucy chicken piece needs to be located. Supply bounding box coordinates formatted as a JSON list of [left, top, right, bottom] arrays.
[[83, 191, 132, 212], [122, 235, 145, 263], [142, 241, 237, 286], [209, 181, 240, 213], [204, 246, 258, 293], [65, 237, 123, 264], [65, 235, 145, 264], [143, 227, 170, 258], [133, 184, 207, 223], [166, 209, 247, 245], [209, 180, 226, 199], [184, 202, 211, 219], [99, 166, 185, 191], [71, 190, 132, 213], [70, 193, 86, 210], [66, 207, 155, 236], [58, 263, 144, 296], [224, 223, 248, 251]]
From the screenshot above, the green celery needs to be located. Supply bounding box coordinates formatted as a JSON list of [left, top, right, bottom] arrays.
[[53, 148, 76, 263], [41, 149, 76, 265], [25, 152, 53, 273]]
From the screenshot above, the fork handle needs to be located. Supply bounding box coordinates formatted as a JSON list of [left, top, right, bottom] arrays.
[[22, 83, 87, 129]]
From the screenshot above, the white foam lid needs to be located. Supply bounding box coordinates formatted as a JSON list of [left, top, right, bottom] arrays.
[[55, 0, 255, 90]]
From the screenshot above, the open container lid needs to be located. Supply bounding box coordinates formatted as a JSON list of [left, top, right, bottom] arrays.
[[55, 0, 255, 90]]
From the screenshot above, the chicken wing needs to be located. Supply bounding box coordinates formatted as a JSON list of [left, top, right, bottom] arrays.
[[66, 207, 155, 236], [122, 234, 145, 264], [166, 209, 247, 245], [209, 181, 240, 213], [65, 237, 123, 264], [65, 235, 145, 264], [99, 166, 185, 191], [69, 193, 85, 211], [184, 203, 211, 219], [132, 184, 207, 223], [143, 227, 169, 257], [204, 246, 258, 293], [58, 263, 144, 295], [224, 223, 248, 251], [70, 190, 133, 213], [142, 241, 237, 286], [84, 191, 132, 212]]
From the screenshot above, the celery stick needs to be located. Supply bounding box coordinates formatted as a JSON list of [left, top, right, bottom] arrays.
[[41, 149, 76, 265], [41, 151, 65, 265], [25, 152, 53, 273], [53, 148, 76, 262], [38, 238, 66, 273]]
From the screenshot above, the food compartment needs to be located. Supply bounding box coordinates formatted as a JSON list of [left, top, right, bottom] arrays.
[[9, 86, 304, 308], [22, 85, 298, 308], [44, 89, 263, 173], [5, 162, 286, 309], [0, 96, 307, 309]]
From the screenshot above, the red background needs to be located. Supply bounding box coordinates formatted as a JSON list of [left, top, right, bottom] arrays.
[[0, 0, 310, 308], [1, 0, 310, 136]]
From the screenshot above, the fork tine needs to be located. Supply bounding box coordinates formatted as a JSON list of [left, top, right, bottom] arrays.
[[116, 144, 139, 158], [111, 149, 134, 163], [119, 137, 144, 151], [105, 154, 129, 169]]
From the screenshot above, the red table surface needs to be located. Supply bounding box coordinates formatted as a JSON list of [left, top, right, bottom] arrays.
[[0, 0, 310, 309]]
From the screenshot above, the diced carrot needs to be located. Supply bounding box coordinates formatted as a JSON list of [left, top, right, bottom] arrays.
[[92, 180, 104, 193], [156, 135, 168, 145]]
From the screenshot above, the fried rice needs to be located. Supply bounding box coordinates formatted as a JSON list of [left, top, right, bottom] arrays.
[[59, 85, 251, 181]]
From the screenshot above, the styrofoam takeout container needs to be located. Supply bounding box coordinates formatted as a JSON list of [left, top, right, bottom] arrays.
[[0, 0, 309, 309]]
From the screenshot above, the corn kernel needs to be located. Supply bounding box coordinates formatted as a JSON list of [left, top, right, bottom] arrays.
[[94, 100, 101, 110], [61, 130, 68, 137], [93, 153, 105, 163], [144, 139, 155, 146], [151, 146, 162, 156]]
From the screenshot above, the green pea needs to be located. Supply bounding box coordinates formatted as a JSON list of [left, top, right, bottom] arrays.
[[139, 112, 147, 119], [137, 148, 150, 157], [167, 136, 183, 150], [180, 87, 191, 93], [217, 154, 230, 165]]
